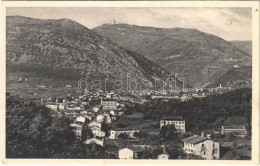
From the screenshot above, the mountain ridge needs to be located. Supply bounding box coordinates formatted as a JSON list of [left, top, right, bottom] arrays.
[[230, 40, 252, 56], [7, 16, 181, 90], [93, 23, 251, 87]]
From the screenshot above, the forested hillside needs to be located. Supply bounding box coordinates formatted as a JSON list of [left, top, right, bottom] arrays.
[[6, 94, 116, 158], [128, 88, 252, 133]]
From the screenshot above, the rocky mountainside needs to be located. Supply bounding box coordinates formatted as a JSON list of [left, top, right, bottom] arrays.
[[230, 40, 252, 55], [7, 16, 178, 91], [93, 24, 251, 87]]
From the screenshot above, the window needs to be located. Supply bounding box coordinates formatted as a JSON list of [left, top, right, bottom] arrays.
[[202, 144, 204, 147], [203, 151, 206, 155]]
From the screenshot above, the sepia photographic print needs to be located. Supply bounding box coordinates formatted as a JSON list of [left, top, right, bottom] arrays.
[[1, 1, 259, 165]]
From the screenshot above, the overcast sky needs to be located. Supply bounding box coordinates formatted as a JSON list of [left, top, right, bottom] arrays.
[[7, 7, 252, 41]]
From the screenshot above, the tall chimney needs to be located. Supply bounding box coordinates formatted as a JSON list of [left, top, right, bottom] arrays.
[[201, 132, 205, 137]]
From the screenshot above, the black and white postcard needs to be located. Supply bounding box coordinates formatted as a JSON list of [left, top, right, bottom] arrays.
[[1, 1, 259, 165]]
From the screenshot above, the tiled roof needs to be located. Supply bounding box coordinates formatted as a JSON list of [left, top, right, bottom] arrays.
[[182, 135, 209, 144]]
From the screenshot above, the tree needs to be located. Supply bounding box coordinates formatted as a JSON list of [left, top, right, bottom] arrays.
[[160, 125, 177, 140], [117, 133, 129, 139], [118, 122, 127, 128], [81, 125, 94, 141], [101, 123, 110, 137], [6, 94, 112, 159], [133, 131, 147, 139]]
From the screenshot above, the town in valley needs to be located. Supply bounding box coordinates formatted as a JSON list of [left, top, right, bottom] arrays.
[[5, 7, 253, 160]]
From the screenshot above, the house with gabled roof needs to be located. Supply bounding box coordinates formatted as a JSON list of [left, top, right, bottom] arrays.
[[118, 146, 145, 159], [88, 121, 102, 129], [182, 132, 220, 160]]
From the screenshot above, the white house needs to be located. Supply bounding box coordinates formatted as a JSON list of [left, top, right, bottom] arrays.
[[157, 154, 169, 160], [221, 126, 247, 137], [119, 148, 134, 160], [96, 115, 105, 123], [70, 123, 83, 138], [118, 111, 124, 116], [59, 104, 66, 111], [76, 116, 86, 123], [182, 133, 220, 160], [46, 104, 58, 111], [80, 110, 88, 115], [92, 129, 105, 138], [118, 147, 145, 159], [103, 113, 112, 124], [160, 117, 185, 133], [93, 106, 100, 113], [101, 99, 117, 110], [88, 121, 102, 129], [110, 110, 117, 116], [109, 129, 139, 139]]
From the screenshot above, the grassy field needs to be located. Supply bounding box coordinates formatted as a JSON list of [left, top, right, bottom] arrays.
[[7, 71, 79, 98]]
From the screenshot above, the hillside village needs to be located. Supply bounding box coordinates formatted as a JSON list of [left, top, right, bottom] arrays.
[[29, 84, 249, 160]]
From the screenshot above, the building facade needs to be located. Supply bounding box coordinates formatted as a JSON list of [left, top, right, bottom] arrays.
[[119, 148, 134, 159], [157, 154, 169, 160], [182, 134, 220, 160], [221, 126, 247, 137], [101, 99, 117, 110], [92, 129, 105, 138], [46, 104, 58, 110], [160, 117, 185, 133], [88, 121, 102, 129], [109, 129, 139, 139]]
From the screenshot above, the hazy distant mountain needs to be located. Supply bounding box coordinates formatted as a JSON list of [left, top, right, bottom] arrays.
[[93, 24, 251, 87], [7, 16, 176, 90], [230, 40, 252, 55]]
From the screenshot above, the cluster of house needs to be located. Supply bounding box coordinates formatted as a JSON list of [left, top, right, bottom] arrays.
[[159, 117, 219, 160], [69, 115, 106, 147], [44, 91, 125, 119], [117, 132, 220, 160], [42, 90, 247, 160], [43, 91, 141, 146], [143, 84, 231, 101], [116, 117, 248, 160]]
